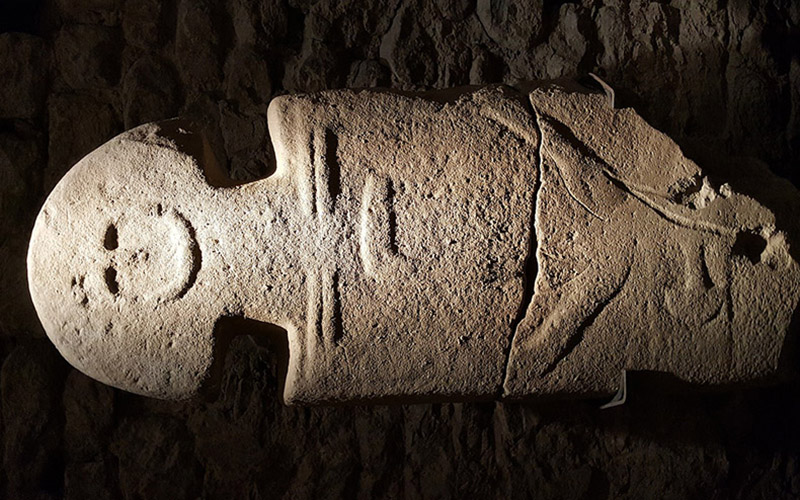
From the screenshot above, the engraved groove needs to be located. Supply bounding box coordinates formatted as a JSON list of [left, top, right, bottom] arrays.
[[331, 272, 344, 345], [544, 116, 735, 236], [386, 179, 398, 254], [359, 174, 375, 274], [700, 245, 715, 290], [325, 129, 341, 207], [173, 211, 202, 300], [307, 271, 323, 342], [551, 148, 606, 221], [605, 173, 735, 236], [540, 269, 630, 377], [309, 130, 317, 215]]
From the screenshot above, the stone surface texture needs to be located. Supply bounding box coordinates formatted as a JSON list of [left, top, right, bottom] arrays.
[[2, 0, 800, 498], [28, 84, 800, 404]]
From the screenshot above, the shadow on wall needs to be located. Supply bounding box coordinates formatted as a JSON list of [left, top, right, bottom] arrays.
[[0, 0, 43, 33], [579, 0, 799, 188]]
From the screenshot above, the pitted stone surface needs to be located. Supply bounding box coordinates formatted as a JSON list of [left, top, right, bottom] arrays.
[[28, 83, 800, 403]]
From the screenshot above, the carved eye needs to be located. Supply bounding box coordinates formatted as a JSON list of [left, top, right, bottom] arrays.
[[104, 223, 118, 250], [104, 266, 119, 295]]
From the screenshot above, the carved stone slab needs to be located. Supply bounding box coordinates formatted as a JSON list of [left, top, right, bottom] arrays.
[[27, 83, 800, 403]]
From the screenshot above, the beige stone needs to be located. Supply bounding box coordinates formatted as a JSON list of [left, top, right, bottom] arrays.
[[27, 83, 800, 403]]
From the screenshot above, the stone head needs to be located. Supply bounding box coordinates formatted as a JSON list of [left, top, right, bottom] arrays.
[[27, 121, 221, 399]]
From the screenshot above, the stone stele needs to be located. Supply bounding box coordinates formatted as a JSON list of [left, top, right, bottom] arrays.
[[27, 82, 800, 403]]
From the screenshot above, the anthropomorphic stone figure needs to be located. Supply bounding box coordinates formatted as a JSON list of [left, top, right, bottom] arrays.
[[27, 82, 800, 403]]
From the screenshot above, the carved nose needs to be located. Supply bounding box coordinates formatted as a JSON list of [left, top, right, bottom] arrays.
[[103, 223, 118, 250]]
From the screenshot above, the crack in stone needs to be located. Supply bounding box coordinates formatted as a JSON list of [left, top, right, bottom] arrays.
[[498, 107, 544, 397]]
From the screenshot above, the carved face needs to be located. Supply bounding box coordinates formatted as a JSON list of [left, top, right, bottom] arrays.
[[28, 123, 217, 399], [98, 206, 200, 303]]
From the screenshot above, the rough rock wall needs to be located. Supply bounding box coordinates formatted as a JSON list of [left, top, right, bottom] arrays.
[[1, 0, 799, 498]]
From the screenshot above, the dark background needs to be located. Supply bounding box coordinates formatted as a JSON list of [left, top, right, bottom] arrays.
[[2, 0, 800, 498]]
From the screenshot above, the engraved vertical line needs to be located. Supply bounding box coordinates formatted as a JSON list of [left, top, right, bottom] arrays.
[[308, 130, 317, 216], [360, 174, 375, 274], [386, 178, 398, 254], [699, 244, 714, 290], [305, 269, 320, 373], [316, 282, 324, 342], [331, 272, 344, 345], [313, 128, 329, 217], [325, 129, 341, 210]]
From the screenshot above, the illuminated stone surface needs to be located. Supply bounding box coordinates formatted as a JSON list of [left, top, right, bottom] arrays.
[[27, 83, 800, 402]]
